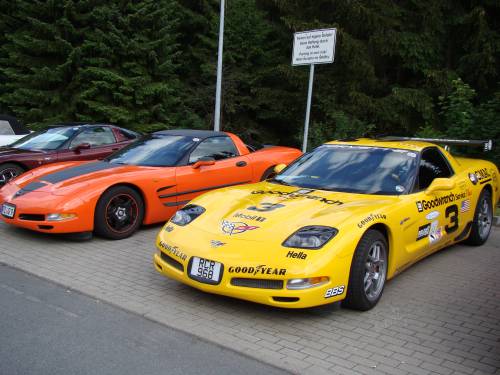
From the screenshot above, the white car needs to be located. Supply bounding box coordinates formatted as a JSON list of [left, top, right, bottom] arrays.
[[0, 115, 30, 146]]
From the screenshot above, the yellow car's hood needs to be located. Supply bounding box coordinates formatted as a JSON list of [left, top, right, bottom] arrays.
[[187, 181, 397, 243]]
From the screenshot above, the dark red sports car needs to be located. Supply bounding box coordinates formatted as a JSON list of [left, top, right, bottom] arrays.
[[0, 123, 140, 185]]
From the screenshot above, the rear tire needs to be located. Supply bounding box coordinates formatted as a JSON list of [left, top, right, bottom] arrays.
[[465, 189, 493, 246], [343, 230, 388, 311], [0, 163, 25, 185], [94, 186, 144, 240]]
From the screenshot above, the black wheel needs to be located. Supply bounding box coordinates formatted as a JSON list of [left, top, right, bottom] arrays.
[[260, 165, 277, 181], [94, 186, 144, 240], [343, 230, 388, 311], [465, 189, 493, 246], [0, 163, 25, 186]]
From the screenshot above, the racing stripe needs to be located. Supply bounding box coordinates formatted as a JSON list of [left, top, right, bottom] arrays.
[[40, 161, 119, 184], [158, 180, 251, 199], [14, 182, 48, 198]]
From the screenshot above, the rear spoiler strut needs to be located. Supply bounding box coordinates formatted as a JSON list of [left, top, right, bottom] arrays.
[[382, 137, 493, 152]]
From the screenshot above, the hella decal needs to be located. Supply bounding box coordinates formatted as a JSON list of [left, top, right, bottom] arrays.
[[228, 265, 286, 276], [286, 250, 307, 260]]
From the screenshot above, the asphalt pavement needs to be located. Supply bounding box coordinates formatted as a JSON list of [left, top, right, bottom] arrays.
[[0, 264, 288, 375]]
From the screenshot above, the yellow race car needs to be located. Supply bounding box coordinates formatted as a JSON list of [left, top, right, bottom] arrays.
[[153, 138, 498, 310]]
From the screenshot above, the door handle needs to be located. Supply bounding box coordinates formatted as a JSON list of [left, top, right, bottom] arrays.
[[236, 161, 247, 167]]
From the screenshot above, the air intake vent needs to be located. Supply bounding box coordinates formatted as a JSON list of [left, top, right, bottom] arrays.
[[231, 278, 283, 289], [160, 252, 184, 272]]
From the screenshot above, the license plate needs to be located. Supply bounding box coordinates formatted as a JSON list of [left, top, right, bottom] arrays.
[[189, 257, 222, 284], [1, 203, 15, 219]]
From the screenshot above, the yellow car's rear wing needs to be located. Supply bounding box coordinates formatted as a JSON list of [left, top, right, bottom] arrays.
[[382, 137, 493, 152]]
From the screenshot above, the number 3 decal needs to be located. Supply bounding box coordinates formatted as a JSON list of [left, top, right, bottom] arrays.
[[445, 204, 459, 234]]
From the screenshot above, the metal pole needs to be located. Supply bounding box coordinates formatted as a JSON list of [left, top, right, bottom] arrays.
[[214, 0, 225, 131], [302, 64, 315, 152]]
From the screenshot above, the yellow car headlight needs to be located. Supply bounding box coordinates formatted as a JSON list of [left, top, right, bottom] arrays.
[[283, 226, 338, 249]]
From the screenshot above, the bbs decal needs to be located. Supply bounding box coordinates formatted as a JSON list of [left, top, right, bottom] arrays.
[[325, 285, 345, 299]]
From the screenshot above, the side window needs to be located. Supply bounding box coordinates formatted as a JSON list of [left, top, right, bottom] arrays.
[[417, 147, 453, 190], [116, 128, 137, 142], [188, 137, 239, 164], [70, 127, 117, 148], [0, 120, 14, 135]]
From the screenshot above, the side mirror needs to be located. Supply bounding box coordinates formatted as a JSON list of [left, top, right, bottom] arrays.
[[192, 156, 215, 169], [73, 143, 91, 152], [274, 164, 287, 174], [425, 178, 456, 195]]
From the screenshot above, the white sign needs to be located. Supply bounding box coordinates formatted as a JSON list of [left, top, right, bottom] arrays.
[[292, 28, 337, 66]]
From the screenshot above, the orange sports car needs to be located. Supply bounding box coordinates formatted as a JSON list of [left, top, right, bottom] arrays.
[[0, 129, 301, 239]]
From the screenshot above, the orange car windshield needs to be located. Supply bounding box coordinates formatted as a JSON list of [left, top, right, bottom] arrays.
[[106, 135, 195, 167]]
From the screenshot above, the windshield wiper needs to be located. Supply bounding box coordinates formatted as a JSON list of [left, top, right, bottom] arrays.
[[268, 178, 294, 186]]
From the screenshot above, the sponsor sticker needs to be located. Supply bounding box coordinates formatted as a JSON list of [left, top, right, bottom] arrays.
[[158, 241, 187, 261], [251, 190, 343, 206], [221, 220, 259, 235], [325, 285, 345, 298], [415, 191, 466, 212], [228, 265, 286, 276], [286, 250, 307, 260], [247, 202, 285, 212], [469, 173, 478, 185], [164, 225, 174, 232], [416, 224, 431, 241], [358, 213, 387, 229], [425, 211, 439, 220], [429, 221, 443, 244], [233, 212, 266, 222]]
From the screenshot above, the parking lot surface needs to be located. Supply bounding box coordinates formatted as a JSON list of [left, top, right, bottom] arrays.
[[0, 222, 499, 375]]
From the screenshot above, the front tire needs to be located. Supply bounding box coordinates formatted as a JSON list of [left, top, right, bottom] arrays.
[[0, 163, 25, 186], [465, 189, 493, 246], [94, 186, 144, 240], [343, 230, 388, 311]]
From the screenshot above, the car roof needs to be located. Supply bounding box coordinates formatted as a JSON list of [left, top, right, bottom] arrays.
[[152, 129, 227, 139], [49, 123, 114, 128], [326, 138, 437, 152]]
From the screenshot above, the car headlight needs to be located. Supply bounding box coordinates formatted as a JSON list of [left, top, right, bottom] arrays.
[[46, 213, 77, 221], [283, 226, 338, 249], [170, 205, 205, 226]]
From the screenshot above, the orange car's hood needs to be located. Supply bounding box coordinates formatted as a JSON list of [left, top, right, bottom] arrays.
[[12, 160, 165, 196]]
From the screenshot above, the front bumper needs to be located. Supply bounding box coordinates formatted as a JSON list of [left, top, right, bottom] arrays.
[[153, 246, 349, 309]]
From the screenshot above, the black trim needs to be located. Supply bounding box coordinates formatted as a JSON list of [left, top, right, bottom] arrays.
[[454, 221, 473, 242], [159, 180, 251, 199], [156, 185, 175, 193], [480, 178, 492, 185], [163, 200, 190, 207], [41, 161, 119, 184]]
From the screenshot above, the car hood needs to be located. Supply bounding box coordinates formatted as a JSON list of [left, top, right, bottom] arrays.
[[0, 146, 45, 158], [9, 160, 165, 197], [187, 181, 398, 242]]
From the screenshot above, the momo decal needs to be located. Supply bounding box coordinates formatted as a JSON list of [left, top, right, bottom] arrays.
[[325, 285, 345, 298], [416, 191, 466, 212], [233, 212, 266, 222], [158, 241, 187, 261], [251, 190, 343, 205], [221, 220, 258, 235], [416, 224, 431, 241], [247, 202, 285, 212], [358, 213, 386, 228], [210, 240, 226, 248], [286, 250, 307, 260], [228, 265, 286, 276]]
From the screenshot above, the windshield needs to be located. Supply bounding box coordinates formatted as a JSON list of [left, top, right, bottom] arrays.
[[10, 127, 78, 150], [106, 135, 196, 167], [272, 145, 418, 195]]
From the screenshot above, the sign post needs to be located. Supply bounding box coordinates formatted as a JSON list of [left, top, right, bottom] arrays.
[[214, 0, 225, 132], [292, 28, 337, 152]]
